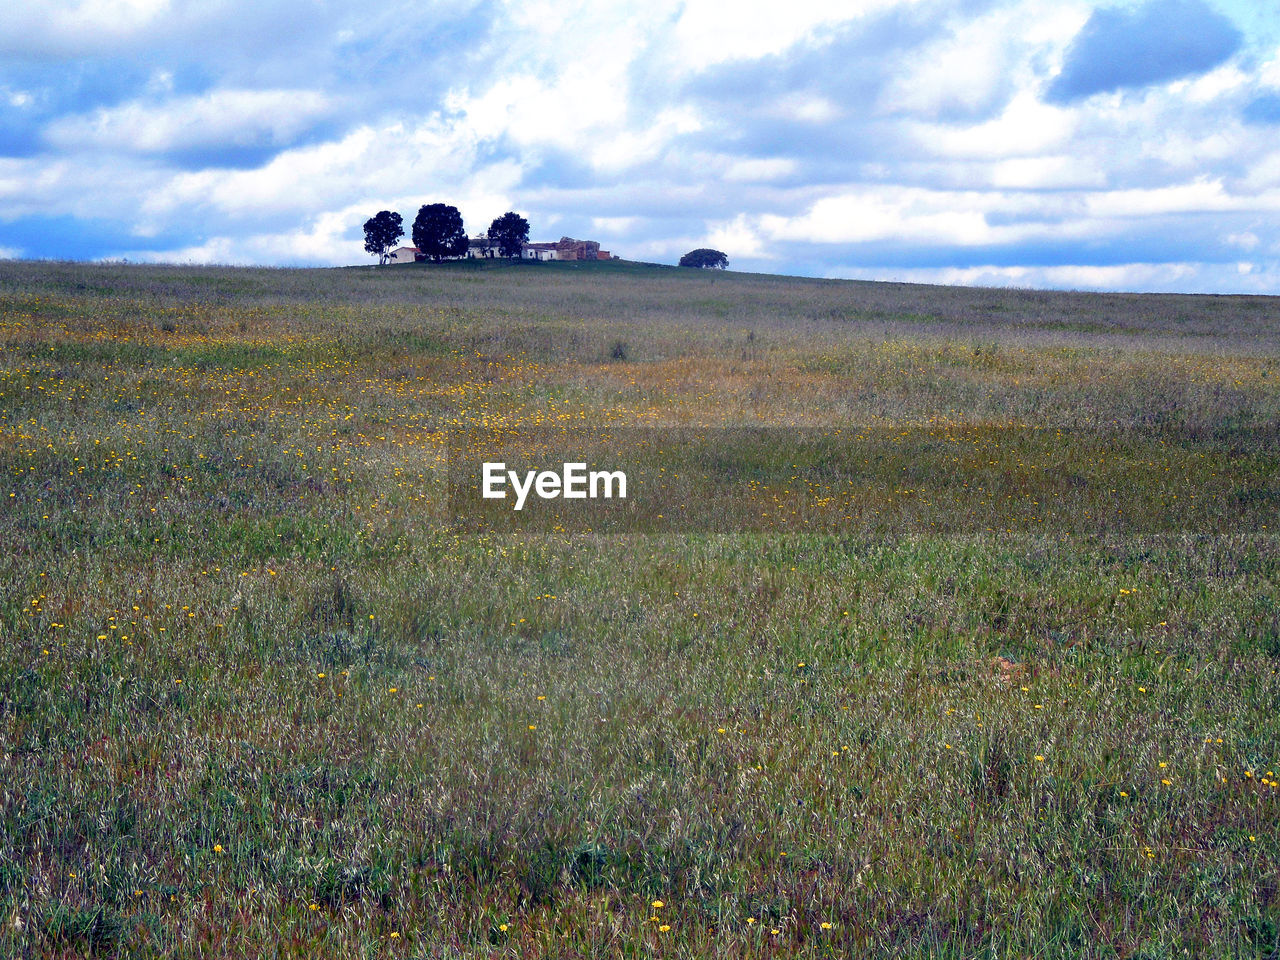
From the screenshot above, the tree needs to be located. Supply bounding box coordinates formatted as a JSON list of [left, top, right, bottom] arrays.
[[363, 210, 403, 265], [678, 248, 728, 269], [411, 203, 468, 261], [488, 211, 530, 259]]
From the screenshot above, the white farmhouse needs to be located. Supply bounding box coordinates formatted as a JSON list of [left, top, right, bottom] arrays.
[[522, 242, 559, 261], [387, 246, 421, 264]]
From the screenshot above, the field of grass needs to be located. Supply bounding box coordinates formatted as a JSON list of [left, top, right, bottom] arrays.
[[1, 257, 1278, 958]]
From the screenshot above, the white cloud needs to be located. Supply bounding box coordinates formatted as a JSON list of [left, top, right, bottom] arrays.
[[58, 0, 169, 28], [4, 0, 1280, 293], [0, 0, 172, 55], [119, 203, 379, 266], [670, 0, 921, 68], [757, 188, 1006, 246], [882, 1, 1087, 119], [723, 157, 798, 183], [1259, 46, 1280, 88], [1240, 151, 1280, 191], [590, 107, 702, 171], [986, 155, 1104, 189], [1083, 178, 1280, 217], [0, 157, 88, 217], [1176, 64, 1250, 102], [590, 215, 641, 235], [112, 116, 533, 261], [443, 13, 703, 176], [121, 236, 243, 265], [703, 214, 770, 260], [0, 245, 21, 259], [45, 89, 334, 154], [1226, 231, 1259, 250], [765, 94, 841, 124], [825, 261, 1205, 292], [906, 92, 1076, 159], [146, 69, 176, 96], [139, 120, 491, 221], [820, 260, 1280, 295]]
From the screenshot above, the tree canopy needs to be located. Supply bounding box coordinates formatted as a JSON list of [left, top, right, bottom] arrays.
[[488, 211, 530, 259], [363, 210, 403, 265], [678, 248, 729, 269], [411, 203, 468, 261]]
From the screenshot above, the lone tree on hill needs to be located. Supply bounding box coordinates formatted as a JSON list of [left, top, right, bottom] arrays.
[[488, 211, 530, 259], [363, 210, 403, 265], [679, 248, 729, 269], [412, 203, 468, 261]]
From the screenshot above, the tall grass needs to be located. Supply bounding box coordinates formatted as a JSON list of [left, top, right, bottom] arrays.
[[1, 259, 1277, 958]]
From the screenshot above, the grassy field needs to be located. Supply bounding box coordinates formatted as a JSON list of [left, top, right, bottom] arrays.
[[1, 257, 1278, 958]]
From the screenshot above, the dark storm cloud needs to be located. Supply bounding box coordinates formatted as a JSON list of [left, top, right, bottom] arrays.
[[1047, 0, 1243, 102]]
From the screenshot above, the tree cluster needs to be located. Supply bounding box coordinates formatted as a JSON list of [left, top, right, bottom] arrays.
[[362, 205, 532, 264], [678, 248, 729, 269], [411, 203, 467, 261], [362, 211, 403, 265], [487, 211, 530, 258]]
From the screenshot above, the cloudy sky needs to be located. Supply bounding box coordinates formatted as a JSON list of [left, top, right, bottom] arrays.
[[2, 0, 1279, 292]]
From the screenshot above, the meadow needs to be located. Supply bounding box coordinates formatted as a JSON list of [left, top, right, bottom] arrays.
[[1, 256, 1277, 958]]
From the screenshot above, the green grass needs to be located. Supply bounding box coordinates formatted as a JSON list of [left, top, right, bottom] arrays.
[[0, 258, 1277, 958]]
